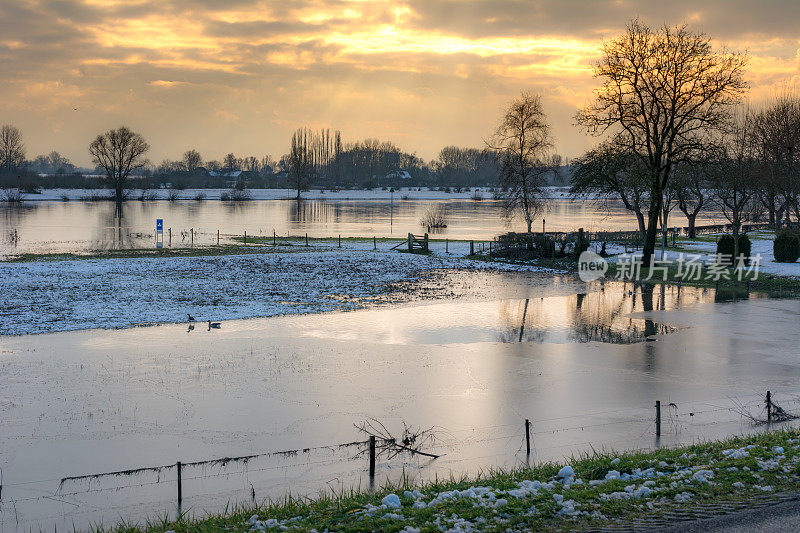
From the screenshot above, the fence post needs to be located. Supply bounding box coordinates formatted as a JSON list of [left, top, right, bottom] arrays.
[[766, 391, 772, 422], [338, 234, 341, 248], [446, 238, 448, 253], [525, 419, 531, 455], [169, 228, 172, 247], [273, 230, 276, 246], [191, 228, 194, 244], [489, 241, 492, 257], [655, 401, 661, 436], [306, 233, 309, 246], [470, 240, 474, 255], [374, 236, 376, 250], [408, 233, 413, 252], [177, 461, 182, 505], [244, 230, 247, 244], [369, 435, 376, 477], [216, 229, 219, 245]]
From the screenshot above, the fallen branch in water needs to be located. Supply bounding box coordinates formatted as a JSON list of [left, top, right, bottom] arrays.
[[354, 418, 443, 459], [731, 394, 798, 425]]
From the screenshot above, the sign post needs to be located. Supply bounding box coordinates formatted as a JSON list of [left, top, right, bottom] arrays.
[[156, 219, 164, 249]]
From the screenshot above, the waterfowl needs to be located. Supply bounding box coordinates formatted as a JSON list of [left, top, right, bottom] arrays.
[[208, 320, 221, 330], [187, 313, 196, 322]]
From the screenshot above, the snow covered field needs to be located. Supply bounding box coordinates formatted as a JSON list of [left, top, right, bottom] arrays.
[[0, 247, 558, 335], [600, 231, 800, 278], [678, 231, 800, 277]]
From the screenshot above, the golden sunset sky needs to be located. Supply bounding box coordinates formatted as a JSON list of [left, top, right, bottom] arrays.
[[1, 0, 798, 166]]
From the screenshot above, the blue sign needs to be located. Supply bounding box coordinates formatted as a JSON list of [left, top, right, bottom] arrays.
[[155, 219, 164, 248]]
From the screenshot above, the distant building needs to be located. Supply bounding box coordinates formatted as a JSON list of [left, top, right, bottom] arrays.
[[386, 170, 412, 180]]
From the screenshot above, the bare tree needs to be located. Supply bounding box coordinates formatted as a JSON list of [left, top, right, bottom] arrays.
[[222, 153, 241, 171], [242, 155, 260, 173], [289, 127, 316, 200], [753, 92, 800, 224], [0, 125, 26, 172], [488, 91, 553, 233], [182, 149, 202, 175], [576, 20, 748, 266], [709, 113, 762, 259], [672, 163, 710, 238], [89, 126, 150, 203], [571, 140, 649, 235]]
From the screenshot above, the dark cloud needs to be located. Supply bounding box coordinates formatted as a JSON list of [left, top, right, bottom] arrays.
[[402, 0, 800, 41]]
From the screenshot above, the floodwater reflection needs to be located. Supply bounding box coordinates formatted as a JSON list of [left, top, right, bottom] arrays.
[[497, 286, 677, 344], [294, 282, 733, 347], [0, 197, 726, 256]]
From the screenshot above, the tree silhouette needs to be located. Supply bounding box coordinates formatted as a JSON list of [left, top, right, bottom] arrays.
[[576, 20, 747, 266]]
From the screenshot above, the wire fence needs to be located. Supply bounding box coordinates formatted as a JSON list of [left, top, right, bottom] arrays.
[[1, 390, 795, 525]]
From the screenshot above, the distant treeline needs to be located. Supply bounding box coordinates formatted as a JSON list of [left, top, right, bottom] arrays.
[[0, 135, 571, 191]]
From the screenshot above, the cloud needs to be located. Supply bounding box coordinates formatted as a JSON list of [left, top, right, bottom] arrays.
[[0, 0, 797, 165]]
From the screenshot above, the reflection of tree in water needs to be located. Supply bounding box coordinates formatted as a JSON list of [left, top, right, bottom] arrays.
[[495, 285, 687, 345], [94, 202, 133, 250], [496, 299, 547, 343], [288, 199, 345, 225], [1, 203, 35, 247]]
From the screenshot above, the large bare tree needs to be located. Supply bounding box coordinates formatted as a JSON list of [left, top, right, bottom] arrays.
[[489, 91, 553, 233], [576, 20, 747, 266], [89, 126, 150, 203], [0, 124, 26, 172]]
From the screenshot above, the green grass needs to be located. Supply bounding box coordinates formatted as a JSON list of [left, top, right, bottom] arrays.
[[103, 428, 800, 532]]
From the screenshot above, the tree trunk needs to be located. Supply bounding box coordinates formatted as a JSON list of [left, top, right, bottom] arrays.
[[642, 208, 660, 268], [687, 213, 697, 239], [636, 211, 646, 235]]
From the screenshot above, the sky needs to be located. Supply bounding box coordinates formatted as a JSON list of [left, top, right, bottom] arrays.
[[1, 0, 798, 167]]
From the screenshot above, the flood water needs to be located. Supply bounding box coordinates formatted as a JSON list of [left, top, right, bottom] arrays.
[[0, 195, 725, 257], [1, 277, 797, 531]]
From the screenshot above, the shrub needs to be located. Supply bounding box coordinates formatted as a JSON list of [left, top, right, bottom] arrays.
[[222, 187, 251, 202], [20, 183, 41, 194], [495, 232, 556, 259], [138, 189, 157, 201], [716, 234, 751, 265], [774, 229, 800, 263], [420, 204, 447, 229], [1, 187, 24, 202]]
